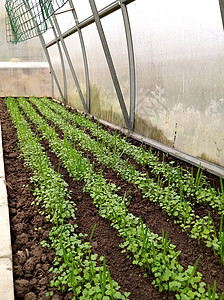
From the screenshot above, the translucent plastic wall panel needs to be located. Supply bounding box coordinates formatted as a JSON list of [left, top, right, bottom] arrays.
[[82, 23, 126, 127], [72, 0, 92, 22], [101, 9, 130, 114], [0, 63, 51, 97], [43, 27, 55, 44], [128, 0, 224, 167], [48, 44, 65, 100], [55, 4, 76, 34], [64, 34, 86, 110], [0, 1, 51, 97], [94, 0, 116, 11]]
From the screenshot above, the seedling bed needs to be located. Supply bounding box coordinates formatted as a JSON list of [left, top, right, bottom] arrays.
[[0, 97, 224, 300]]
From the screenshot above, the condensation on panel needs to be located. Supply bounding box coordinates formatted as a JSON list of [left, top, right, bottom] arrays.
[[64, 33, 87, 110], [82, 23, 126, 127], [128, 0, 224, 167]]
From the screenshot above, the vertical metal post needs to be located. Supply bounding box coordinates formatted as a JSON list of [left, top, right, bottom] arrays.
[[49, 18, 68, 103], [38, 33, 66, 102], [51, 72, 55, 99], [219, 0, 224, 30], [89, 0, 131, 130], [68, 0, 90, 111], [120, 0, 136, 131], [51, 13, 88, 112]]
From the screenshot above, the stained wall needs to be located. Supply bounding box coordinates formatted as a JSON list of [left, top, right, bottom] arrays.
[[45, 0, 224, 167]]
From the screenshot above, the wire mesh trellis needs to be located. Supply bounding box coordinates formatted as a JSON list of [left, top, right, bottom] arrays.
[[5, 0, 68, 44]]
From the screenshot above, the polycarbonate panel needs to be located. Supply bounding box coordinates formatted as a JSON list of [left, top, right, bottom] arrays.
[[0, 0, 51, 97], [94, 0, 116, 11], [82, 23, 126, 127], [128, 0, 224, 167], [72, 0, 92, 22], [43, 27, 57, 44], [100, 9, 130, 114], [48, 44, 65, 100], [55, 3, 76, 34], [63, 33, 86, 110], [0, 63, 51, 97]]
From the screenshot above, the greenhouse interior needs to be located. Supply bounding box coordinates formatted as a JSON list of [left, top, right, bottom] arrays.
[[0, 0, 224, 299]]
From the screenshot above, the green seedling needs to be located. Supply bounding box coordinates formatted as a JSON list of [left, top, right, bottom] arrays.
[[162, 230, 170, 259], [220, 178, 224, 202], [99, 257, 107, 297], [207, 280, 224, 300], [14, 96, 224, 298], [219, 215, 224, 264], [187, 256, 200, 288]]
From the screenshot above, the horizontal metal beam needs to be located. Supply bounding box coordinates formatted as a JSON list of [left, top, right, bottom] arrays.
[[46, 0, 135, 49], [54, 8, 74, 15], [99, 120, 224, 179], [89, 114, 224, 179], [60, 103, 224, 179], [53, 95, 224, 178]]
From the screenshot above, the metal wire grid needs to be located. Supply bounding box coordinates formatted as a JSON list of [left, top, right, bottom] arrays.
[[5, 0, 68, 44]]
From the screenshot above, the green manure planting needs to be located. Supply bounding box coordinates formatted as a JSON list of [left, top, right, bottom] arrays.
[[2, 97, 224, 300]]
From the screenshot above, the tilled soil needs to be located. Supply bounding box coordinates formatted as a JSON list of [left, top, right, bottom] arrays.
[[0, 100, 73, 300], [1, 97, 224, 299]]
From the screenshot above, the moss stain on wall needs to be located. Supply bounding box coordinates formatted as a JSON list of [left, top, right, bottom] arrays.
[[134, 113, 173, 147]]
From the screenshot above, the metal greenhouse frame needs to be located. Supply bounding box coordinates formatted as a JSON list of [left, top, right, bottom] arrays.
[[5, 0, 136, 130]]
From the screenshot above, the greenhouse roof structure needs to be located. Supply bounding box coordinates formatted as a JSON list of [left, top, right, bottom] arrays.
[[2, 0, 224, 169], [5, 0, 69, 43]]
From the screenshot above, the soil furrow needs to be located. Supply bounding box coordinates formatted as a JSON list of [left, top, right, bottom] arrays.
[[25, 99, 224, 295], [29, 122, 175, 300], [42, 99, 223, 227], [0, 99, 73, 300]]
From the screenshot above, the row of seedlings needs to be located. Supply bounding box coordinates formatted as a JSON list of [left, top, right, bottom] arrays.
[[29, 97, 224, 263], [14, 97, 223, 299], [6, 97, 129, 300]]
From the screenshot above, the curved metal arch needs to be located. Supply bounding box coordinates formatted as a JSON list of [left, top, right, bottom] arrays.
[[68, 0, 90, 111], [49, 18, 68, 104], [38, 33, 66, 103], [89, 0, 131, 130], [119, 0, 136, 131], [51, 13, 88, 112], [219, 0, 224, 30]]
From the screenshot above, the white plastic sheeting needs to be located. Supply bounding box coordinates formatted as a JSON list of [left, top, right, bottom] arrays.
[[0, 0, 51, 97], [2, 0, 224, 168]]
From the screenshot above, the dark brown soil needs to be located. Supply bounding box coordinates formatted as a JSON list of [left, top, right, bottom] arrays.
[[0, 99, 71, 300], [1, 97, 224, 299], [37, 100, 224, 293]]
